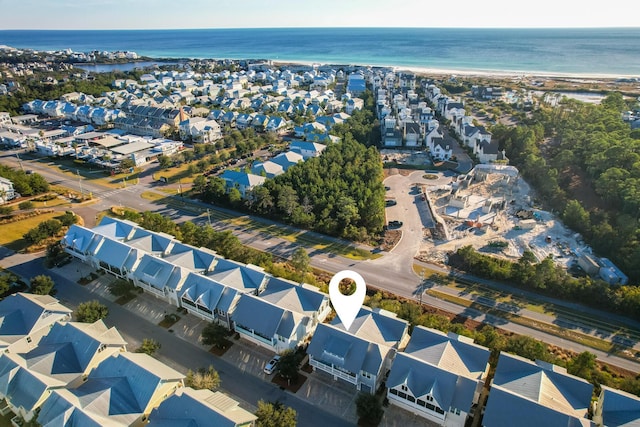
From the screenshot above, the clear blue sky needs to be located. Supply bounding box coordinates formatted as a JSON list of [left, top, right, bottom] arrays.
[[1, 0, 637, 30]]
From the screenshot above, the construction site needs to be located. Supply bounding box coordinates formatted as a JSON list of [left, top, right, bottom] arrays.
[[415, 164, 594, 275]]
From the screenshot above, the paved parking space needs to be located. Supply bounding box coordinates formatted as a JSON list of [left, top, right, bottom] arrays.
[[381, 404, 440, 427], [221, 338, 275, 378], [299, 369, 360, 424]]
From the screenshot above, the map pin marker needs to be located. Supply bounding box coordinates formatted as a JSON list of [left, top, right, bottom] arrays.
[[329, 270, 366, 332]]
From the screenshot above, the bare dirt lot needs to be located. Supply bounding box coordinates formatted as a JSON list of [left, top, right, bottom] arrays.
[[414, 166, 588, 268]]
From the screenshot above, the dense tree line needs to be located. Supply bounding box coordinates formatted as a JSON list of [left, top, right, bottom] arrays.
[[493, 92, 640, 283], [331, 89, 380, 147], [194, 137, 385, 241], [449, 245, 640, 322], [0, 165, 49, 197], [259, 136, 385, 240]]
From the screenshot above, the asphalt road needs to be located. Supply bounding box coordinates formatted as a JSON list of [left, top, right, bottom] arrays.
[[0, 247, 353, 427], [3, 150, 640, 373]]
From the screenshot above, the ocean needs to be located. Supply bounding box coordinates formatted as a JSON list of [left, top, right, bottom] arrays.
[[1, 27, 640, 77]]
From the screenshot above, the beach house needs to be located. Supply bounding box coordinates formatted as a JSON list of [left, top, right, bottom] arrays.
[[0, 293, 72, 354], [482, 353, 593, 427], [386, 327, 490, 426], [36, 352, 185, 427], [0, 320, 126, 422]]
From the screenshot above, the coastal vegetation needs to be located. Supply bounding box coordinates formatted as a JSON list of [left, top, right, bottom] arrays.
[[448, 245, 640, 321], [194, 134, 385, 242], [259, 137, 385, 240], [492, 92, 640, 284], [330, 89, 380, 147]]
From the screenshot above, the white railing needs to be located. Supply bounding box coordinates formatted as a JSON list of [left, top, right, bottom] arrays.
[[310, 359, 358, 385]]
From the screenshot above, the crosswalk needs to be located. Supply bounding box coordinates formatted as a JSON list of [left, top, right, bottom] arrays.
[[95, 186, 138, 199]]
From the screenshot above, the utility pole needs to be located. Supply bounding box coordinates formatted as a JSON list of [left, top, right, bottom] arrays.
[[207, 208, 211, 227], [77, 169, 83, 199], [15, 153, 24, 172]]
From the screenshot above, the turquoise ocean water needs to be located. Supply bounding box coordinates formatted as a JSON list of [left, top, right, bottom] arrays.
[[1, 28, 639, 76]]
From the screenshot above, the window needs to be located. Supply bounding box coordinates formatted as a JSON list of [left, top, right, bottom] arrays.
[[26, 336, 32, 344], [407, 395, 415, 403], [401, 385, 408, 392], [417, 399, 426, 407], [398, 392, 407, 399], [390, 389, 398, 396], [196, 304, 212, 315], [435, 407, 445, 415]]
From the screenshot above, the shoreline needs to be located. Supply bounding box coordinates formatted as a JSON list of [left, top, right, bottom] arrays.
[[269, 59, 639, 81], [72, 54, 639, 82], [71, 56, 640, 81], [5, 42, 639, 82]]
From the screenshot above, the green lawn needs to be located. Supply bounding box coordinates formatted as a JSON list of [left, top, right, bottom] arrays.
[[31, 197, 70, 209], [0, 211, 60, 251], [36, 157, 142, 189], [152, 162, 197, 184]]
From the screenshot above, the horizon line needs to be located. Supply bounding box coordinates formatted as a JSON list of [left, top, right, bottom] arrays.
[[2, 25, 640, 31]]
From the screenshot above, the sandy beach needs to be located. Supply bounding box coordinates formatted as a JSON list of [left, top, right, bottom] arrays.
[[271, 59, 640, 85]]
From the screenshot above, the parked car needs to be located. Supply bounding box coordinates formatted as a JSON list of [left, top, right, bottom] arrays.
[[385, 199, 397, 207], [263, 355, 281, 375], [388, 220, 403, 228]]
